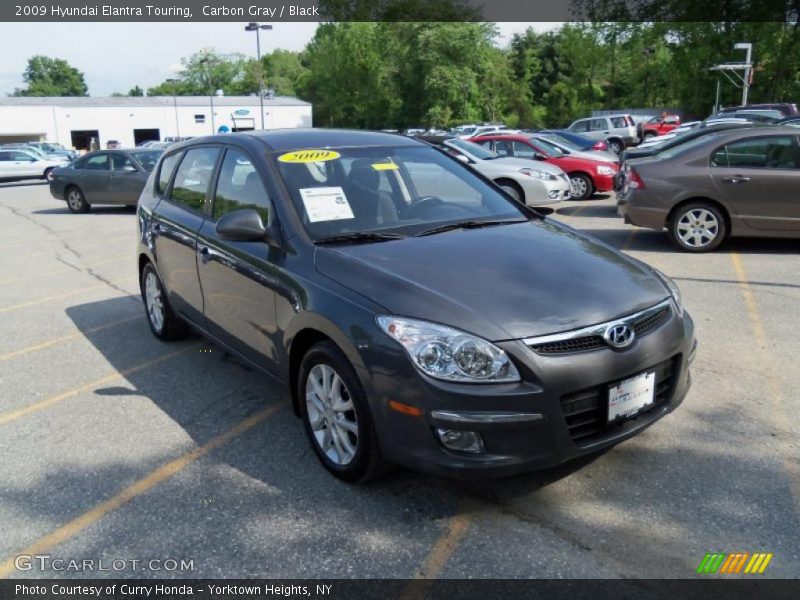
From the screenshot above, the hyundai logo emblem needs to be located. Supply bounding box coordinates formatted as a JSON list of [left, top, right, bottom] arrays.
[[604, 323, 635, 349]]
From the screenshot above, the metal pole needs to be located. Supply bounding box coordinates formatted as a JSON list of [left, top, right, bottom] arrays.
[[256, 28, 264, 130], [174, 95, 180, 137], [742, 45, 751, 106], [714, 79, 720, 114]]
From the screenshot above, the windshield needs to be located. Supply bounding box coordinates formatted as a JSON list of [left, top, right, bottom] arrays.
[[130, 150, 163, 171], [528, 136, 564, 158], [274, 145, 525, 241], [447, 138, 497, 160], [459, 126, 476, 135]]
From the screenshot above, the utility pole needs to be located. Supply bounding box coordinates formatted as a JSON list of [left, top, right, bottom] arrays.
[[734, 43, 752, 106], [245, 22, 273, 130]]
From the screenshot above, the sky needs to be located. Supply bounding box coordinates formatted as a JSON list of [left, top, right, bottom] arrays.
[[0, 22, 560, 97]]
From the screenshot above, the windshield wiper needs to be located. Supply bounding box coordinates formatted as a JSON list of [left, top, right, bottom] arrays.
[[315, 232, 406, 245], [414, 218, 527, 237]]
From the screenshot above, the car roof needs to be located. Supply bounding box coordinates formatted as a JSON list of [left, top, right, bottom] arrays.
[[243, 128, 423, 151]]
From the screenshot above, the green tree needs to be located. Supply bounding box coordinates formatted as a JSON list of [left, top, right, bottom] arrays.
[[14, 56, 88, 96], [128, 85, 144, 96]]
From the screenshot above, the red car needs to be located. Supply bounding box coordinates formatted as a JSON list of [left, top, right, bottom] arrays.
[[638, 115, 681, 140], [470, 134, 618, 200]]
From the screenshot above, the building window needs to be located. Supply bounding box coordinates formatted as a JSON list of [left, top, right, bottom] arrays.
[[194, 114, 206, 124]]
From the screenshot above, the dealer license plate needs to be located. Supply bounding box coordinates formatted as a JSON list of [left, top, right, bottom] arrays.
[[608, 371, 655, 423]]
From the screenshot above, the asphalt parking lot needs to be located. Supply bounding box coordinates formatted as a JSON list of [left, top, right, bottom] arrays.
[[0, 182, 798, 580]]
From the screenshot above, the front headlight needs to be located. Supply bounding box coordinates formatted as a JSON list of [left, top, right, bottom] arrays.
[[654, 269, 683, 315], [519, 168, 557, 181], [377, 316, 521, 383], [596, 165, 616, 176]]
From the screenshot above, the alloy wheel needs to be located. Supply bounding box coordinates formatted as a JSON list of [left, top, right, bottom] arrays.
[[305, 363, 358, 465], [144, 270, 165, 332], [570, 176, 588, 198], [67, 190, 83, 211], [676, 208, 719, 249]]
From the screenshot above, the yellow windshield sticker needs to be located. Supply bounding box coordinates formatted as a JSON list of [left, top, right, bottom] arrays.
[[372, 162, 399, 171], [278, 149, 341, 163]]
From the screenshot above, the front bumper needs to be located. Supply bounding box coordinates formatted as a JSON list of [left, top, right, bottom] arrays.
[[364, 306, 695, 479], [593, 172, 617, 193]]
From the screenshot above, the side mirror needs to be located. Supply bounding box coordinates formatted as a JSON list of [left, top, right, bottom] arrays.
[[455, 154, 470, 164], [533, 152, 547, 161], [216, 208, 269, 242], [121, 165, 138, 173]]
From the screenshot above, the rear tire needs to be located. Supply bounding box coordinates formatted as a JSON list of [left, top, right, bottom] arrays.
[[140, 262, 187, 340], [668, 202, 727, 252], [608, 139, 624, 155], [65, 186, 90, 213], [568, 173, 594, 200], [298, 341, 389, 482]]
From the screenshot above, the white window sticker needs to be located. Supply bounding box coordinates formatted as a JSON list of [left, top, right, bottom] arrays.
[[299, 187, 355, 222]]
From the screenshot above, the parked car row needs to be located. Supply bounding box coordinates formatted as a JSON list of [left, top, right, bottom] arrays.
[[0, 146, 70, 182]]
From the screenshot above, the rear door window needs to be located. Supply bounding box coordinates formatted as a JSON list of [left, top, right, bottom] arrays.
[[157, 152, 183, 195], [168, 147, 221, 211], [712, 136, 798, 169]]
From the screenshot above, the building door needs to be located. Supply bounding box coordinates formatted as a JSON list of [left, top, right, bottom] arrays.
[[70, 130, 100, 151], [133, 129, 160, 145]]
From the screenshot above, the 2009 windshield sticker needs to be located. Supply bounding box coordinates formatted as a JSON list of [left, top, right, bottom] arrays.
[[372, 162, 399, 171], [299, 187, 355, 222], [278, 149, 341, 163]]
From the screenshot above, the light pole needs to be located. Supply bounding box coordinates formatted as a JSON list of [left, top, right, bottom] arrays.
[[245, 22, 272, 130], [734, 42, 752, 106], [166, 78, 180, 138]]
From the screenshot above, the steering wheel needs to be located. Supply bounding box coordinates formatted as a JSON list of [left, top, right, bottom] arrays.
[[403, 196, 445, 219]]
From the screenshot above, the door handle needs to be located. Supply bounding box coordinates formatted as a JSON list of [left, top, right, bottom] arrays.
[[723, 176, 750, 184], [199, 245, 211, 263]]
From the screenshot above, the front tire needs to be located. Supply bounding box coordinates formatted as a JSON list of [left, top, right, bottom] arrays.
[[568, 173, 594, 200], [299, 341, 387, 482], [669, 202, 727, 252], [140, 262, 187, 340], [65, 186, 90, 213], [495, 179, 525, 205]]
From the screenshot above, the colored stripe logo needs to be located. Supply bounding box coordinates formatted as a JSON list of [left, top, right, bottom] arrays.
[[697, 552, 773, 574]]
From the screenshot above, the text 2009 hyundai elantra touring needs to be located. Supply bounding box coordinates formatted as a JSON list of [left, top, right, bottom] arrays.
[[137, 129, 696, 482]]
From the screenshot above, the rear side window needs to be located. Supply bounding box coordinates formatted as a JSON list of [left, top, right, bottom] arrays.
[[168, 147, 221, 211], [213, 149, 272, 223], [84, 154, 109, 170], [569, 120, 589, 133], [610, 116, 627, 128], [711, 136, 798, 169], [156, 152, 182, 195]]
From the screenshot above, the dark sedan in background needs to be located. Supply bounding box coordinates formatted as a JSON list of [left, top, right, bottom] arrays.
[[137, 129, 694, 482], [618, 126, 800, 251], [50, 148, 162, 213]]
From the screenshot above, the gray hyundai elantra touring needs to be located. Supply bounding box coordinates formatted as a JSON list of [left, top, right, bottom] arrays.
[[137, 129, 696, 482]]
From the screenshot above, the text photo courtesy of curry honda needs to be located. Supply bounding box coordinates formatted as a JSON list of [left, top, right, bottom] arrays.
[[0, 0, 798, 597]]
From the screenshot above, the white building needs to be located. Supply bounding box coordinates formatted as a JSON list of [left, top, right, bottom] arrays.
[[0, 95, 313, 149]]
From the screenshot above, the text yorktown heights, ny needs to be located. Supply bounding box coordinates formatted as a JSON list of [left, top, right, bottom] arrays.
[[35, 4, 320, 19]]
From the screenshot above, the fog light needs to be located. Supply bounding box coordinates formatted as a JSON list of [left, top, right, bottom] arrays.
[[548, 190, 559, 199], [436, 428, 485, 453]]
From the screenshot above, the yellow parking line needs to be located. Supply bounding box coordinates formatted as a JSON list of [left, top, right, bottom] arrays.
[[0, 276, 135, 314], [401, 505, 473, 599], [0, 314, 141, 362], [730, 253, 800, 514], [0, 254, 133, 285], [0, 403, 285, 579], [0, 347, 192, 427]]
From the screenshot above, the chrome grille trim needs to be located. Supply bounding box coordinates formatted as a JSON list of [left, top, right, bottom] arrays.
[[524, 299, 673, 354]]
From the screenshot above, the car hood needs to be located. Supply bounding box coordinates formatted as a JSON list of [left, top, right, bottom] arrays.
[[314, 221, 669, 341]]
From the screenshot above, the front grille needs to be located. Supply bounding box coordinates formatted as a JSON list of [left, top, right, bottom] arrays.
[[531, 336, 605, 355], [527, 302, 672, 356], [632, 306, 670, 336], [560, 355, 680, 444]]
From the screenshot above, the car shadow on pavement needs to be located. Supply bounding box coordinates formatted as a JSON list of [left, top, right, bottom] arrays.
[[587, 227, 800, 255], [556, 204, 619, 218], [0, 180, 48, 189]]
